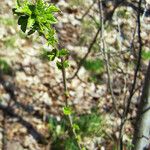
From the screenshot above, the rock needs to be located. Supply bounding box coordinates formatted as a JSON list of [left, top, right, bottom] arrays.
[[7, 141, 24, 150], [39, 92, 53, 106], [57, 0, 69, 7], [23, 135, 40, 150], [19, 127, 27, 134]]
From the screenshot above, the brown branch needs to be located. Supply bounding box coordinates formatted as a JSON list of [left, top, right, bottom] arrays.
[[80, 0, 97, 21], [69, 26, 101, 80], [98, 0, 121, 118], [119, 0, 143, 149]]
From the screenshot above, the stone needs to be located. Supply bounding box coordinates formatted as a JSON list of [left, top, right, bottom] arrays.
[[39, 92, 53, 106], [7, 141, 24, 150]]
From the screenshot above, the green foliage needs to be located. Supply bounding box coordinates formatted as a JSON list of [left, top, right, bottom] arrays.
[[73, 123, 80, 131], [48, 48, 69, 61], [48, 49, 58, 61], [83, 58, 104, 83], [63, 138, 79, 150], [83, 58, 104, 73], [0, 59, 12, 74], [52, 136, 79, 150], [56, 60, 69, 70], [13, 0, 59, 46], [142, 50, 150, 60], [48, 110, 105, 150], [126, 141, 134, 150], [39, 48, 51, 60], [56, 61, 63, 69], [48, 116, 66, 139], [13, 1, 78, 149], [59, 49, 69, 57], [74, 110, 105, 137], [13, 0, 70, 70], [63, 106, 73, 115]]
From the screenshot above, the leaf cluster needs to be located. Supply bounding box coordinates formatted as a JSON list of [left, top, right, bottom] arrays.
[[48, 48, 70, 69], [13, 0, 60, 46]]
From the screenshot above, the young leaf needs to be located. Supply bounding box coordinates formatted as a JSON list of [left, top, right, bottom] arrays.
[[17, 0, 21, 7], [58, 49, 69, 57], [73, 124, 80, 131], [63, 60, 69, 68], [27, 29, 35, 35], [63, 106, 72, 115], [47, 4, 60, 13], [56, 61, 62, 70], [18, 15, 28, 32], [27, 17, 35, 28], [46, 14, 58, 24], [47, 49, 58, 61]]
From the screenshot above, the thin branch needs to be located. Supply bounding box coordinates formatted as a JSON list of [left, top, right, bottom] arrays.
[[119, 0, 143, 149], [60, 57, 82, 150], [80, 0, 97, 21], [69, 26, 101, 80], [98, 0, 121, 118], [123, 0, 142, 124]]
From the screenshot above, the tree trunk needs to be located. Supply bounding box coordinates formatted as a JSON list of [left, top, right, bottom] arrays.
[[132, 61, 150, 150]]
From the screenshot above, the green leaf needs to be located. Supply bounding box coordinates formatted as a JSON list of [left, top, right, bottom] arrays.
[[56, 60, 69, 69], [46, 14, 58, 24], [28, 4, 36, 12], [13, 0, 59, 48], [27, 29, 35, 35], [47, 5, 60, 13], [27, 17, 35, 28], [63, 106, 72, 115], [63, 60, 69, 68], [16, 4, 32, 15], [48, 49, 58, 61], [83, 59, 104, 73], [37, 0, 44, 6], [18, 15, 28, 32], [73, 124, 80, 131], [16, 0, 21, 7], [76, 135, 81, 142], [58, 49, 69, 57], [56, 61, 62, 69]]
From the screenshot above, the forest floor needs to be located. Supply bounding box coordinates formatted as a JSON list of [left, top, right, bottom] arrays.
[[0, 0, 150, 150]]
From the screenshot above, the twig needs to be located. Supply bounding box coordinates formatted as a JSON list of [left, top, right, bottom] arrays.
[[60, 58, 82, 150], [119, 0, 143, 149], [98, 0, 121, 118], [2, 112, 7, 150], [116, 13, 123, 52], [141, 1, 148, 21], [68, 26, 101, 80], [123, 0, 142, 127], [77, 0, 97, 21]]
